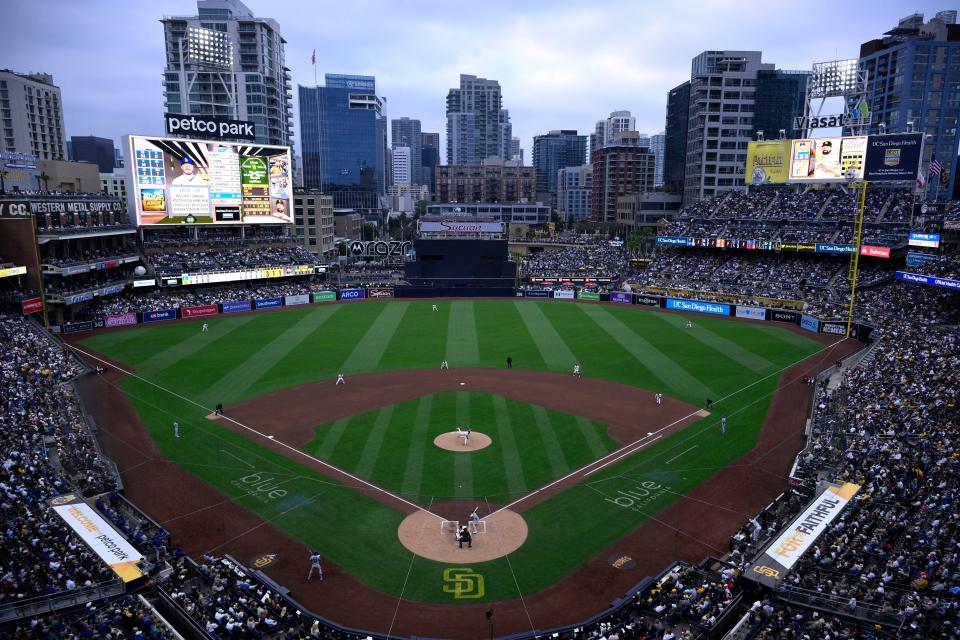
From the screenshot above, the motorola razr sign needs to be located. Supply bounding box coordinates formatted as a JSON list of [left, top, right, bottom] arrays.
[[164, 113, 257, 142]]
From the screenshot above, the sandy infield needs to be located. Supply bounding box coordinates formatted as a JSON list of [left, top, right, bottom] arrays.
[[398, 508, 528, 563], [433, 430, 492, 452]]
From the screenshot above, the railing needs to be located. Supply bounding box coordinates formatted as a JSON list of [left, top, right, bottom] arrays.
[[0, 579, 124, 623], [774, 584, 905, 629]]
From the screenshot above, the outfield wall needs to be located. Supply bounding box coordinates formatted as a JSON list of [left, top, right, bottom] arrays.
[[52, 287, 875, 342]]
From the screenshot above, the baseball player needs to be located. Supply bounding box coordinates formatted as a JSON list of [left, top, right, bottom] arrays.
[[685, 320, 693, 329], [573, 363, 581, 377], [202, 323, 209, 332], [432, 304, 439, 312], [456, 427, 471, 446], [336, 373, 345, 385], [469, 507, 481, 534], [655, 393, 662, 405], [458, 526, 472, 549], [307, 551, 323, 580], [441, 360, 449, 370], [721, 416, 727, 434], [506, 356, 512, 369], [173, 421, 180, 438]]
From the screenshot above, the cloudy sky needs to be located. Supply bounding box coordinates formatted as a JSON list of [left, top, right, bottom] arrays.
[[2, 0, 947, 159]]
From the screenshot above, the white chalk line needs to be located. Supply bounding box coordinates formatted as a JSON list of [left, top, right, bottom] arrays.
[[665, 445, 698, 465]]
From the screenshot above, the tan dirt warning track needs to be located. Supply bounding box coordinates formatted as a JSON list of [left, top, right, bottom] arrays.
[[69, 321, 862, 640]]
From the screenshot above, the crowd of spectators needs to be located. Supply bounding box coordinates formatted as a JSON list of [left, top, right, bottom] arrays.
[[146, 245, 314, 277], [40, 247, 139, 268], [519, 242, 630, 279], [9, 595, 175, 639]]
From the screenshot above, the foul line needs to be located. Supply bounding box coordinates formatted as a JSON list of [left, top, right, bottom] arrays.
[[665, 445, 698, 465], [67, 344, 442, 521], [220, 448, 254, 469], [485, 336, 849, 519]]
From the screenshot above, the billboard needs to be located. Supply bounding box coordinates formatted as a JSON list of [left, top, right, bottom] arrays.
[[21, 297, 43, 315], [610, 292, 633, 304], [164, 113, 256, 142], [800, 315, 820, 332], [789, 136, 866, 182], [419, 220, 503, 233], [142, 309, 177, 323], [127, 134, 292, 225], [255, 297, 283, 309], [862, 133, 923, 182], [634, 294, 662, 307], [896, 271, 960, 291], [770, 309, 800, 324], [745, 483, 859, 588], [665, 299, 730, 315], [553, 289, 575, 300], [50, 493, 143, 583], [222, 300, 252, 313], [746, 140, 791, 185], [859, 245, 891, 258], [735, 306, 767, 320], [908, 232, 940, 248], [368, 288, 394, 298], [577, 291, 600, 301], [339, 288, 366, 300], [284, 294, 310, 306], [105, 313, 137, 327], [312, 291, 337, 302], [182, 304, 218, 318]]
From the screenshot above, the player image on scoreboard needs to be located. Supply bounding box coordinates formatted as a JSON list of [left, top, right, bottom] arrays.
[[127, 134, 292, 225], [789, 136, 867, 182]]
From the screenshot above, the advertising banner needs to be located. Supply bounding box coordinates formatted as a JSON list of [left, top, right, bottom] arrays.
[[128, 134, 291, 226], [665, 299, 730, 315], [0, 265, 28, 278], [908, 232, 940, 248], [368, 288, 394, 298], [610, 292, 633, 304], [339, 288, 366, 300], [634, 294, 662, 307], [105, 313, 138, 328], [736, 305, 767, 320], [577, 291, 600, 301], [523, 290, 551, 298], [815, 243, 854, 254], [284, 294, 310, 306], [656, 236, 692, 246], [222, 300, 252, 313], [61, 264, 92, 276], [419, 220, 503, 233], [905, 251, 937, 267], [64, 291, 95, 305], [50, 493, 143, 583], [553, 289, 575, 300], [745, 483, 859, 588], [800, 315, 820, 332], [778, 242, 817, 253], [896, 271, 960, 291], [819, 321, 847, 336], [770, 309, 800, 324], [789, 136, 867, 182], [311, 291, 337, 302], [859, 245, 891, 258], [132, 278, 156, 288], [862, 133, 923, 182], [21, 297, 43, 315], [182, 304, 219, 318], [164, 113, 256, 142], [142, 309, 177, 323], [255, 297, 283, 309], [62, 321, 94, 334], [746, 140, 791, 185]]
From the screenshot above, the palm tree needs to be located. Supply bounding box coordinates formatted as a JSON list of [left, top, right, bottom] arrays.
[[0, 168, 8, 194], [38, 173, 51, 192]]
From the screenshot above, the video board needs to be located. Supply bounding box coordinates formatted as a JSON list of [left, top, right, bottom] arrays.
[[789, 136, 867, 182], [126, 135, 292, 225]]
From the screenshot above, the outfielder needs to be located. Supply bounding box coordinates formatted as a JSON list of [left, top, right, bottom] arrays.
[[432, 304, 438, 312], [173, 421, 180, 438], [721, 416, 727, 434], [441, 360, 449, 370], [456, 427, 471, 446], [336, 373, 345, 385], [573, 363, 581, 377], [307, 551, 323, 580], [202, 323, 209, 332], [685, 320, 693, 329]]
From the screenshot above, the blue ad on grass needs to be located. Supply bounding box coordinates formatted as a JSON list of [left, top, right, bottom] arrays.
[[222, 300, 252, 313], [255, 297, 283, 309], [665, 299, 730, 315], [142, 309, 177, 323], [801, 314, 820, 332]]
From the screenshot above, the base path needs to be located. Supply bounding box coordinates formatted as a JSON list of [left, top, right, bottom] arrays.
[[69, 329, 862, 640]]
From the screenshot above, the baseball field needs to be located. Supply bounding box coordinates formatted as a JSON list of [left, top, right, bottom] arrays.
[[75, 298, 853, 635]]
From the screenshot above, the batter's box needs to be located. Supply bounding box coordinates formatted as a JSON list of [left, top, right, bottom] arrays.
[[470, 520, 487, 534], [441, 520, 460, 534]]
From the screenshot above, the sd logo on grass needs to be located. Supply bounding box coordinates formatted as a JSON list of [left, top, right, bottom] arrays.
[[442, 567, 484, 599]]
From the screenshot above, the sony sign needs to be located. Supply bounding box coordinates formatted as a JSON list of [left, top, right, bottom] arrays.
[[164, 113, 257, 142]]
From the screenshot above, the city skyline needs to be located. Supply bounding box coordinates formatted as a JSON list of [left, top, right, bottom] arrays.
[[1, 0, 950, 160]]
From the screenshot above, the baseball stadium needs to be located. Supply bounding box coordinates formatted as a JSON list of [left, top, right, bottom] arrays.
[[1, 6, 960, 640]]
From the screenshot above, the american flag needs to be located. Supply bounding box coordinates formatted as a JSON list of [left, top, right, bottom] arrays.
[[311, 49, 316, 65], [930, 157, 943, 177]]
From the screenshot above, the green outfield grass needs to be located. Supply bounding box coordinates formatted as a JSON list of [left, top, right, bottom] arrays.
[[81, 299, 825, 603]]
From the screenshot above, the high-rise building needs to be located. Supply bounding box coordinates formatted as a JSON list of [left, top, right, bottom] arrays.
[[161, 0, 293, 146], [293, 190, 335, 255], [650, 132, 666, 188], [556, 164, 593, 222], [590, 110, 636, 154], [299, 73, 388, 208], [860, 10, 960, 199], [532, 130, 587, 196], [445, 74, 512, 165], [510, 136, 522, 163], [663, 82, 690, 194], [70, 136, 115, 173], [435, 160, 535, 203], [392, 146, 411, 186], [591, 132, 655, 223], [681, 50, 806, 203], [421, 131, 440, 195], [391, 117, 422, 185], [0, 69, 67, 160]]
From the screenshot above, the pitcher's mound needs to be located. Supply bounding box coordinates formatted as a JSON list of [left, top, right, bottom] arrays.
[[398, 508, 527, 562], [433, 431, 492, 452]]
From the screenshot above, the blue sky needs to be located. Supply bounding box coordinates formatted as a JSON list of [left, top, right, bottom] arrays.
[[1, 0, 947, 159]]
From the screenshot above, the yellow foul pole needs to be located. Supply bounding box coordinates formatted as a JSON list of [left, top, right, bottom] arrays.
[[845, 181, 868, 338]]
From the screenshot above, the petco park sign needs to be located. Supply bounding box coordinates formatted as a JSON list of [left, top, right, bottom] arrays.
[[164, 113, 256, 142]]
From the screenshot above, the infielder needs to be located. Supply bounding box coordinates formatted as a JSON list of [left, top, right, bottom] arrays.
[[202, 323, 209, 332], [173, 421, 180, 438], [336, 373, 345, 385], [655, 393, 662, 405], [573, 363, 581, 377], [456, 427, 471, 446], [469, 507, 481, 533], [721, 416, 727, 434], [307, 551, 323, 580], [441, 360, 449, 369]]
